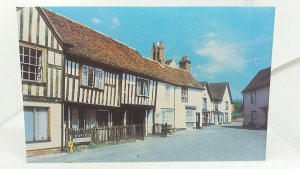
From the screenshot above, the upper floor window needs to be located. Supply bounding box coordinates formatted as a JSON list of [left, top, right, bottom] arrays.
[[181, 87, 188, 102], [214, 102, 219, 111], [251, 90, 256, 103], [165, 85, 170, 99], [225, 101, 229, 110], [82, 65, 104, 89], [19, 46, 43, 82], [203, 98, 207, 110], [136, 78, 149, 96]]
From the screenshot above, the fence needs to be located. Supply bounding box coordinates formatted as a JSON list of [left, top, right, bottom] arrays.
[[65, 124, 145, 147]]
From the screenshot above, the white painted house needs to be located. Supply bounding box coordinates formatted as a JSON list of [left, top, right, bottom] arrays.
[[203, 82, 233, 125], [242, 67, 270, 128], [152, 42, 205, 131]]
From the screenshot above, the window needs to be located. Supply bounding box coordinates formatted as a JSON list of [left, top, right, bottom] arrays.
[[24, 107, 49, 142], [161, 109, 174, 125], [251, 90, 256, 103], [214, 102, 219, 111], [186, 109, 194, 122], [181, 87, 188, 102], [203, 98, 207, 110], [165, 85, 170, 99], [19, 46, 43, 82], [136, 78, 150, 96], [82, 65, 104, 89], [225, 101, 229, 110]]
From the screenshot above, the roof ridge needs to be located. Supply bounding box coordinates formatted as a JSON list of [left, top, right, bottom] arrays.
[[42, 7, 138, 52]]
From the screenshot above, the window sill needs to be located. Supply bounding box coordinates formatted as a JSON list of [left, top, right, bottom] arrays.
[[26, 139, 51, 144], [22, 80, 46, 86], [80, 85, 104, 91], [136, 95, 149, 98]]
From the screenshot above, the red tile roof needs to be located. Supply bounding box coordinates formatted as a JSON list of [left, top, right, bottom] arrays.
[[242, 67, 271, 93], [41, 8, 204, 90]]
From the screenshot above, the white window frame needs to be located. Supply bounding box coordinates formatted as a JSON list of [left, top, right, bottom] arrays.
[[19, 46, 44, 82], [203, 98, 207, 110], [181, 87, 188, 102], [161, 109, 174, 125], [136, 78, 150, 97], [225, 101, 229, 110], [186, 109, 195, 122], [82, 65, 104, 89]]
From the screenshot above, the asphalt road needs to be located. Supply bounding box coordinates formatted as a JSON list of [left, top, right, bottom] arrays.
[[29, 122, 267, 162]]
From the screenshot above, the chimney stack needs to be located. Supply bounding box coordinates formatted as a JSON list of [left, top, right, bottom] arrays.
[[152, 41, 165, 65], [179, 56, 191, 72]]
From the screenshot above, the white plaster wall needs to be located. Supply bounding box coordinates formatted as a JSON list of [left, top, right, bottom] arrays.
[[220, 86, 233, 123], [23, 101, 62, 151], [174, 87, 203, 129], [243, 86, 269, 126], [155, 82, 175, 124]]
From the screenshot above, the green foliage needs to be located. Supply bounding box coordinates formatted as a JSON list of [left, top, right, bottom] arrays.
[[233, 98, 244, 118]]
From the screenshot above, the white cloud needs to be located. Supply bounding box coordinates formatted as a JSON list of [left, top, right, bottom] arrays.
[[195, 32, 246, 75], [111, 17, 120, 29], [91, 17, 102, 24]]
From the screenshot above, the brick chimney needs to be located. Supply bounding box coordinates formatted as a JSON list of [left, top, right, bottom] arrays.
[[179, 56, 191, 72], [152, 41, 164, 65]]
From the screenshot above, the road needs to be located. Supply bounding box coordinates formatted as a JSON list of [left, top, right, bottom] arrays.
[[29, 122, 267, 162]]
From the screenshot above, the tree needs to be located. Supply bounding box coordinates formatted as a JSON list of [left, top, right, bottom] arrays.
[[232, 98, 244, 118]]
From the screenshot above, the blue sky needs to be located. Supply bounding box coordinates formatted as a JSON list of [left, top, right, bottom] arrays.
[[48, 7, 275, 100]]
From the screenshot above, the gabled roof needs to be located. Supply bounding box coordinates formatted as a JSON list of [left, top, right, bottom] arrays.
[[205, 82, 233, 103], [242, 67, 271, 93], [40, 7, 204, 90]]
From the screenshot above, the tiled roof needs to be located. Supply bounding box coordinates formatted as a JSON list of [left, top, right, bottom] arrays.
[[41, 8, 204, 90], [207, 82, 233, 103], [242, 67, 271, 93], [165, 59, 172, 65]]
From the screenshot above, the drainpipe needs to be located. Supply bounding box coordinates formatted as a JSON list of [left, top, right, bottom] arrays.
[[173, 86, 176, 130], [61, 54, 66, 152]]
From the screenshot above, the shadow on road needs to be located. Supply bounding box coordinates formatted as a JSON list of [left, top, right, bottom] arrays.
[[221, 125, 267, 130]]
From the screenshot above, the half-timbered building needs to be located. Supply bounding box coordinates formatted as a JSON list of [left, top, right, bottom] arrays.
[[17, 7, 64, 156]]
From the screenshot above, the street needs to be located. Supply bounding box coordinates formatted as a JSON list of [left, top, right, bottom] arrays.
[[29, 122, 266, 162]]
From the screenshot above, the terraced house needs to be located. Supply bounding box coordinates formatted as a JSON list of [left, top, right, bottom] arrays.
[[17, 7, 206, 156]]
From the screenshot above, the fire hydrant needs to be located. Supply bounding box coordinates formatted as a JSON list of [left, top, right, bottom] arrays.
[[67, 140, 74, 153]]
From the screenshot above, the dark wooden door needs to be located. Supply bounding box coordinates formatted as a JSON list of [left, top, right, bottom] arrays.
[[196, 113, 201, 129]]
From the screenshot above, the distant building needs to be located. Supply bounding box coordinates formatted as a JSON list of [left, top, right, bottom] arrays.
[[242, 67, 271, 128], [200, 82, 234, 125]]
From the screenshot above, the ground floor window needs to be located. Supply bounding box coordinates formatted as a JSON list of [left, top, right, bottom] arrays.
[[161, 109, 174, 125], [186, 109, 195, 122], [24, 107, 49, 142]]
